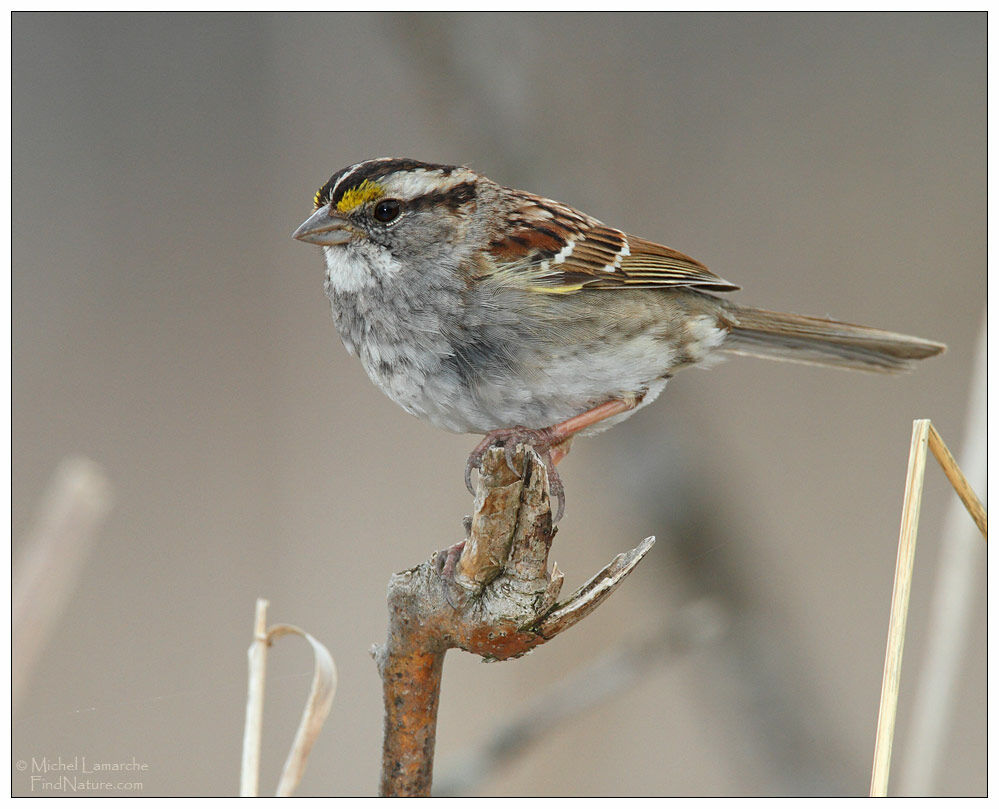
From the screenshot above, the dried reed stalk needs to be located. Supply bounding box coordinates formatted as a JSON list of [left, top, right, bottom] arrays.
[[241, 598, 270, 796], [870, 419, 987, 796], [927, 424, 987, 539], [899, 318, 986, 795]]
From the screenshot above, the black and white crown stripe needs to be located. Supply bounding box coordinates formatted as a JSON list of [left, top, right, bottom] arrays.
[[316, 158, 473, 210]]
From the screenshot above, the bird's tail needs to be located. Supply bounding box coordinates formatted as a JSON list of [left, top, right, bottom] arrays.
[[717, 302, 946, 373]]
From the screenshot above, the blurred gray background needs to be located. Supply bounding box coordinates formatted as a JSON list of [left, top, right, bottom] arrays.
[[12, 12, 984, 797]]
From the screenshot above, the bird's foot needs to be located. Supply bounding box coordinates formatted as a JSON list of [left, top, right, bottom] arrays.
[[464, 426, 568, 522], [434, 539, 467, 608]]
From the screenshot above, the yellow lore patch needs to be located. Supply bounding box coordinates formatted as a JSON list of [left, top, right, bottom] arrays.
[[335, 179, 385, 213]]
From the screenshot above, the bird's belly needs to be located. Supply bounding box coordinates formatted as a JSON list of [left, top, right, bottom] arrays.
[[354, 334, 671, 435], [349, 336, 473, 433], [458, 335, 676, 433], [333, 289, 722, 436]]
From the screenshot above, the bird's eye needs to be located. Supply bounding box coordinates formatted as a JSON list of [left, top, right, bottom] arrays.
[[373, 199, 402, 223]]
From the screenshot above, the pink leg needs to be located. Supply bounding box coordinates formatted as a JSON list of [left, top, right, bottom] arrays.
[[545, 398, 638, 444]]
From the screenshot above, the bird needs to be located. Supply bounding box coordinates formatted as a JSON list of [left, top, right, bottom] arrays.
[[293, 157, 945, 520]]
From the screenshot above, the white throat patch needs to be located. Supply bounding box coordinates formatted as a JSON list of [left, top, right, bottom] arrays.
[[322, 244, 403, 293]]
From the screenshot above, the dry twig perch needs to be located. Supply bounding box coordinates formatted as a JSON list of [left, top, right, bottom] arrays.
[[372, 445, 655, 797]]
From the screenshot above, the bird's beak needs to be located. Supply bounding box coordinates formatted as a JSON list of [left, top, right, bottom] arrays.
[[292, 207, 355, 246]]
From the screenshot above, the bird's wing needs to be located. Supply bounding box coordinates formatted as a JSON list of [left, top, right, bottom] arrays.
[[485, 193, 738, 294]]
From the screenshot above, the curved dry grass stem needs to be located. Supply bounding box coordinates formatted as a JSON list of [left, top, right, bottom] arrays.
[[267, 624, 338, 796], [240, 602, 338, 797]]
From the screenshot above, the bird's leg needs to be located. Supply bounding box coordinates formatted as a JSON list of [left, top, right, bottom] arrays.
[[543, 397, 640, 445], [464, 396, 640, 521]]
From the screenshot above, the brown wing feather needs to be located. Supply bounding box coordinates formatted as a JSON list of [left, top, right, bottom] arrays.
[[559, 232, 739, 292], [486, 191, 739, 293]]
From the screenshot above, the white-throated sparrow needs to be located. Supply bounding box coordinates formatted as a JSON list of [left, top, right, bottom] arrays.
[[293, 157, 944, 519]]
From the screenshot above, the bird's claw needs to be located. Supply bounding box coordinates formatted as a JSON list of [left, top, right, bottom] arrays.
[[503, 442, 520, 477], [463, 426, 566, 522], [464, 456, 478, 496], [435, 539, 467, 609]]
